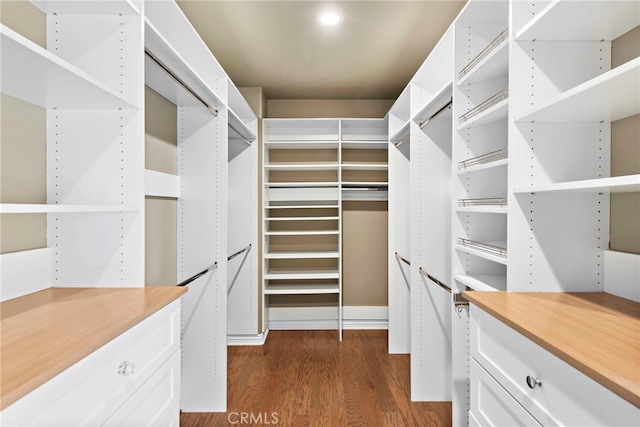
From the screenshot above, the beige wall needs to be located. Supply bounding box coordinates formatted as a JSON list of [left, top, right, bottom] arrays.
[[342, 201, 388, 306], [145, 87, 178, 286], [267, 99, 394, 119], [0, 1, 46, 254], [611, 26, 640, 254]]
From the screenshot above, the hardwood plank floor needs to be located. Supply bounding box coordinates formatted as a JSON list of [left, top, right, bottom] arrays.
[[181, 330, 452, 427]]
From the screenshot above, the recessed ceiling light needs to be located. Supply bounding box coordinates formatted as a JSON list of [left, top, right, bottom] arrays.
[[318, 11, 342, 26]]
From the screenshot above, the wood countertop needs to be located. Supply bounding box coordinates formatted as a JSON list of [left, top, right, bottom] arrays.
[[463, 291, 640, 408], [0, 286, 187, 410]]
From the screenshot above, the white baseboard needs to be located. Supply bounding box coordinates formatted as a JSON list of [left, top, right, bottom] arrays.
[[267, 306, 388, 330], [227, 328, 270, 346]]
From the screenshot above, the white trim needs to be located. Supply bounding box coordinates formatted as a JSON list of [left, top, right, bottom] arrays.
[[227, 329, 270, 346]]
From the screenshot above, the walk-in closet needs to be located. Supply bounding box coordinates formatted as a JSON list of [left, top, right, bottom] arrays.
[[1, 0, 638, 426]]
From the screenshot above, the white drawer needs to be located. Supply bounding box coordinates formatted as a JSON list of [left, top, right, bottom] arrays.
[[103, 349, 180, 427], [1, 300, 181, 426], [470, 305, 640, 427], [470, 359, 541, 427]]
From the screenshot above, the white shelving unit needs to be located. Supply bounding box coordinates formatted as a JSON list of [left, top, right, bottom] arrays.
[[509, 0, 640, 296], [0, 0, 257, 416], [261, 118, 388, 340], [387, 0, 638, 425], [262, 119, 343, 339]]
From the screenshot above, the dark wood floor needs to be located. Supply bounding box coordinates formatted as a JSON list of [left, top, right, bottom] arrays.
[[180, 330, 451, 427]]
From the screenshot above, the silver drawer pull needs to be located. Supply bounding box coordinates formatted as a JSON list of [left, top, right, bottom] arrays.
[[526, 375, 542, 389], [117, 362, 136, 377]]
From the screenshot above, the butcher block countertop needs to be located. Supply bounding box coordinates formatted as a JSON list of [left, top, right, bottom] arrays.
[[463, 291, 640, 408], [0, 286, 187, 410]]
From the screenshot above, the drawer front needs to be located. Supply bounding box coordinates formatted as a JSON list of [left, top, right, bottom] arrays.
[[471, 305, 640, 427], [1, 300, 181, 426], [103, 350, 180, 427], [470, 359, 541, 427]]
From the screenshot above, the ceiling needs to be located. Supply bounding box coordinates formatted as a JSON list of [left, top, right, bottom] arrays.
[[176, 1, 466, 100]]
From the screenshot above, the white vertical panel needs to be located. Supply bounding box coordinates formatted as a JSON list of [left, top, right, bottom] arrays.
[[227, 140, 258, 335], [410, 112, 453, 400], [0, 248, 52, 302], [604, 250, 640, 303], [388, 143, 411, 354], [179, 105, 228, 412]]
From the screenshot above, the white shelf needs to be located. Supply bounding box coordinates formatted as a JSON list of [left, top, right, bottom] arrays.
[[266, 182, 339, 188], [342, 182, 389, 188], [454, 274, 505, 292], [144, 19, 224, 113], [341, 189, 388, 201], [265, 251, 340, 260], [265, 230, 339, 236], [456, 240, 508, 265], [411, 82, 452, 125], [265, 217, 339, 221], [341, 163, 388, 171], [0, 204, 138, 214], [514, 175, 640, 195], [458, 38, 509, 86], [516, 0, 640, 41], [457, 98, 508, 130], [457, 158, 508, 175], [266, 204, 339, 210], [31, 0, 139, 15], [265, 163, 339, 171], [341, 141, 388, 150], [145, 170, 180, 198], [0, 25, 135, 109], [515, 58, 640, 123], [264, 141, 340, 149], [264, 269, 340, 280], [455, 206, 508, 215], [264, 283, 339, 295]]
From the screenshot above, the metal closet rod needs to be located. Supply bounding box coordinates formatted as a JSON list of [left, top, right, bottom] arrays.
[[419, 98, 453, 129], [145, 49, 219, 117], [177, 262, 218, 287], [394, 252, 411, 266], [393, 133, 410, 148], [418, 267, 468, 307], [228, 244, 252, 261], [228, 122, 253, 145]]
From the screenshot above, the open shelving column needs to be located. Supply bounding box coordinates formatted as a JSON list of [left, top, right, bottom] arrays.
[[262, 119, 342, 340]]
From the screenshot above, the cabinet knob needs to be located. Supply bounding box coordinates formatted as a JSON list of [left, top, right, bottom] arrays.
[[526, 375, 542, 389], [117, 361, 136, 377]]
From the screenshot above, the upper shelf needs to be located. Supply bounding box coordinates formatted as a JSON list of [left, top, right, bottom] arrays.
[[228, 108, 256, 143], [31, 0, 140, 15], [411, 82, 452, 127], [144, 19, 224, 113], [0, 25, 135, 109], [457, 97, 508, 130], [514, 175, 640, 195], [516, 0, 640, 41], [341, 141, 388, 150], [264, 119, 339, 142], [515, 58, 640, 123]]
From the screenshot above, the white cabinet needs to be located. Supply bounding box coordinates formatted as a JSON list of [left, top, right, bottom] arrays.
[[1, 301, 181, 427], [470, 304, 640, 426]]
